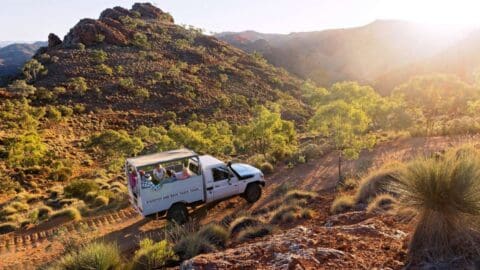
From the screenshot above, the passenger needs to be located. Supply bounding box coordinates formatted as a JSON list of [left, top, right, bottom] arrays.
[[129, 168, 138, 196], [166, 169, 177, 180], [178, 167, 191, 180], [153, 164, 166, 183]]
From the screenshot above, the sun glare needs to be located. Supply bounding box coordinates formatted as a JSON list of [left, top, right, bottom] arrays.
[[376, 0, 480, 27]]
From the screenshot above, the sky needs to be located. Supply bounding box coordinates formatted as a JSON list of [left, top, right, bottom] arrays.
[[1, 0, 480, 41]]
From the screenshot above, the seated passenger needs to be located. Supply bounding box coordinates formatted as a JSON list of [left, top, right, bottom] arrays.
[[178, 167, 191, 180], [153, 164, 166, 183], [166, 169, 177, 180], [129, 168, 138, 191]]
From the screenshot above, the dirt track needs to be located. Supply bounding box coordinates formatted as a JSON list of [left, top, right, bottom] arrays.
[[0, 135, 478, 269]]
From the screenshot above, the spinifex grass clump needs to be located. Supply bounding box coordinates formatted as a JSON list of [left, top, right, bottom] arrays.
[[393, 145, 480, 265]]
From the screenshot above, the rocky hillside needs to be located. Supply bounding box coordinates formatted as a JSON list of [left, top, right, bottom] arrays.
[[0, 41, 46, 85], [26, 3, 310, 126], [216, 21, 471, 93]]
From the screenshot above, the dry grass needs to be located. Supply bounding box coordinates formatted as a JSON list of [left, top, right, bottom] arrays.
[[229, 216, 263, 236], [355, 162, 403, 204], [284, 190, 317, 202], [331, 195, 355, 214], [236, 224, 274, 243], [366, 193, 397, 214], [50, 207, 82, 222], [55, 242, 122, 270]]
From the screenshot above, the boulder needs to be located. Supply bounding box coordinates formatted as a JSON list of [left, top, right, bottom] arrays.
[[63, 18, 129, 47], [48, 33, 62, 47], [99, 6, 131, 20], [131, 3, 173, 22]]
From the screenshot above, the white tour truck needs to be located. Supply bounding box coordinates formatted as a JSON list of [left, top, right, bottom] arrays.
[[125, 148, 265, 223]]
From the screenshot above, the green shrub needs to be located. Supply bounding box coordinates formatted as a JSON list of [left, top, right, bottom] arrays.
[[118, 77, 135, 90], [96, 64, 113, 76], [91, 49, 107, 63], [197, 223, 229, 248], [392, 147, 480, 263], [330, 195, 355, 214], [88, 130, 144, 159], [130, 239, 177, 269], [58, 105, 74, 117], [134, 87, 150, 99], [76, 43, 85, 51], [46, 106, 62, 122], [355, 162, 403, 204], [236, 224, 273, 243], [7, 80, 36, 97], [22, 59, 45, 83], [49, 166, 73, 181], [132, 32, 150, 49], [49, 207, 82, 222], [229, 216, 263, 236], [7, 131, 47, 167], [69, 77, 88, 96], [366, 194, 397, 214], [64, 180, 99, 199], [0, 222, 18, 234], [73, 104, 86, 114], [56, 242, 122, 270]]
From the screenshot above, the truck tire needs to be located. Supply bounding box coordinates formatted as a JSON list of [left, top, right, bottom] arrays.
[[167, 203, 189, 224], [244, 183, 262, 203]]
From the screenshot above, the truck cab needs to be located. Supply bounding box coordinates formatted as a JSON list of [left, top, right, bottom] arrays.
[[125, 149, 265, 223]]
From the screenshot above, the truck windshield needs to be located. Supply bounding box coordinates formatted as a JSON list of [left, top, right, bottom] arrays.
[[230, 163, 259, 179]]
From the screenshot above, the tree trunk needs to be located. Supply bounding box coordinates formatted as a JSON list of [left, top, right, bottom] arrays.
[[338, 151, 342, 184]]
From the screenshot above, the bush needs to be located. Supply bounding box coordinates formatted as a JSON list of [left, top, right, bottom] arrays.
[[134, 87, 150, 100], [130, 239, 177, 270], [49, 207, 82, 222], [132, 32, 150, 49], [69, 77, 88, 96], [91, 49, 107, 63], [49, 166, 73, 181], [58, 105, 74, 117], [64, 180, 99, 199], [229, 216, 263, 236], [330, 195, 355, 214], [57, 242, 122, 270], [355, 162, 403, 204], [0, 222, 18, 234], [197, 223, 229, 248], [366, 194, 397, 214], [37, 205, 53, 220], [392, 147, 480, 264], [7, 80, 36, 97], [118, 77, 135, 90], [260, 162, 274, 174], [46, 106, 62, 122], [96, 64, 113, 76], [7, 131, 48, 167], [88, 130, 144, 159], [236, 224, 273, 243]]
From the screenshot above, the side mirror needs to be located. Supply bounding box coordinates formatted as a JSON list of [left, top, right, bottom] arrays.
[[227, 161, 232, 167]]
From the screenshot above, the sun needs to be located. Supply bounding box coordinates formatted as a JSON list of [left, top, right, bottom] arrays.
[[375, 0, 480, 27]]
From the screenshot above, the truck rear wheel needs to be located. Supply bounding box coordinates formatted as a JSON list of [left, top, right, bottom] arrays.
[[244, 183, 262, 203], [167, 203, 189, 224]]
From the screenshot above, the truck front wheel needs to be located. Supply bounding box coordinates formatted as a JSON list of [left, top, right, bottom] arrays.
[[244, 183, 262, 203], [167, 203, 189, 224]]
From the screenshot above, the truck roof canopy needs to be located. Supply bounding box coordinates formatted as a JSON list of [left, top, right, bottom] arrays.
[[199, 155, 225, 168], [127, 148, 197, 167]]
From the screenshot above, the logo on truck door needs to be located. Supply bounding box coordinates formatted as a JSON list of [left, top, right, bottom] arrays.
[[146, 187, 200, 204]]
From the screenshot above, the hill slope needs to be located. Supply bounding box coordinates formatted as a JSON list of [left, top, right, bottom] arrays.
[[216, 21, 470, 91], [0, 41, 46, 85], [28, 3, 310, 126]]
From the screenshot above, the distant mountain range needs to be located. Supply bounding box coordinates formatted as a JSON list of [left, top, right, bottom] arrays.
[[216, 21, 477, 94], [0, 41, 46, 85]]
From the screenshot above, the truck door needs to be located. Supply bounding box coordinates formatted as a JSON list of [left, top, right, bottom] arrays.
[[211, 165, 239, 201]]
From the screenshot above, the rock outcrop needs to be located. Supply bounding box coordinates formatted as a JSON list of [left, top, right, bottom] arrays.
[[48, 33, 62, 47], [62, 3, 173, 47]]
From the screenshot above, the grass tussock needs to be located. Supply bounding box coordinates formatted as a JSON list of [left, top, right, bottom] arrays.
[[284, 189, 317, 202], [236, 224, 274, 243], [355, 162, 403, 204], [0, 222, 18, 234], [197, 223, 229, 248], [229, 216, 263, 236], [392, 145, 480, 264], [366, 193, 397, 214], [269, 205, 301, 224], [331, 195, 355, 214], [55, 242, 122, 270], [129, 238, 177, 270], [50, 207, 82, 222]]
